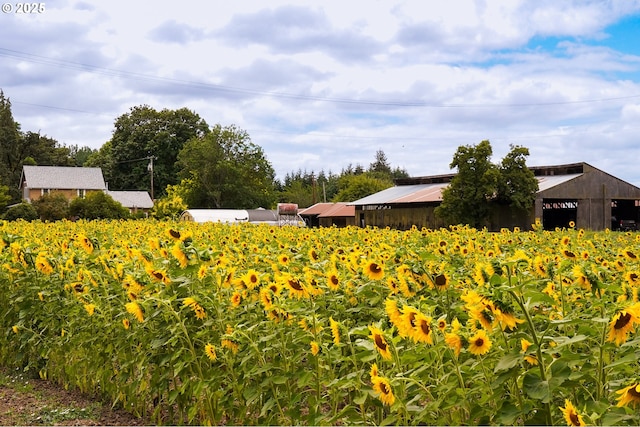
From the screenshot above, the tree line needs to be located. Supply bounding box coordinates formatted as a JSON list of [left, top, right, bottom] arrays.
[[2, 88, 538, 226], [0, 90, 408, 218]]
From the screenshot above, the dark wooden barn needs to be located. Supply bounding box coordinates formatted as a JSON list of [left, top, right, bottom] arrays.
[[350, 162, 640, 231]]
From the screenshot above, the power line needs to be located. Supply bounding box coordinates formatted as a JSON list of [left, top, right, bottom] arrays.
[[2, 46, 640, 108]]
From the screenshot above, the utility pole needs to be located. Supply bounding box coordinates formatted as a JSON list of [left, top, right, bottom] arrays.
[[116, 155, 155, 199], [147, 156, 154, 200]]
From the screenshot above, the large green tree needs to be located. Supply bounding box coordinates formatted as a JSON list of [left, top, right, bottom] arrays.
[[1, 90, 92, 202], [176, 124, 276, 209], [94, 105, 209, 198], [496, 144, 538, 211], [435, 140, 500, 228], [0, 90, 23, 200]]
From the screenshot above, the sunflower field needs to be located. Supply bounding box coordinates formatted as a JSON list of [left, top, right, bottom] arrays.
[[1, 219, 640, 425]]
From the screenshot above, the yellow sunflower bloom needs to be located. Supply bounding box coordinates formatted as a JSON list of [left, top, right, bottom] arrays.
[[412, 312, 434, 345], [607, 307, 640, 346], [468, 329, 492, 356], [399, 305, 420, 339], [171, 243, 188, 268], [384, 298, 403, 329], [615, 383, 640, 408], [310, 341, 320, 356], [205, 343, 217, 361], [329, 317, 341, 345], [35, 253, 54, 275], [560, 399, 585, 426], [284, 275, 309, 299], [183, 297, 206, 320], [221, 339, 239, 354], [242, 269, 261, 290], [432, 272, 450, 290], [363, 261, 384, 281], [369, 363, 379, 381], [445, 332, 463, 356], [369, 325, 392, 361], [84, 303, 96, 316], [125, 301, 144, 323], [326, 268, 340, 291], [230, 291, 242, 307], [259, 287, 274, 310], [371, 375, 395, 406]]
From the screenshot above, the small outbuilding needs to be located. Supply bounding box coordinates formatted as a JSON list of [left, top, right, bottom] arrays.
[[106, 190, 154, 215], [299, 203, 355, 227], [180, 209, 249, 223], [180, 208, 306, 226]]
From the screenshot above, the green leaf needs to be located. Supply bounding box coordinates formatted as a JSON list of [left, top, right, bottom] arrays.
[[496, 401, 522, 425], [547, 334, 587, 349], [353, 392, 368, 405], [270, 375, 288, 385], [494, 352, 522, 373], [523, 372, 551, 403], [259, 397, 276, 418]]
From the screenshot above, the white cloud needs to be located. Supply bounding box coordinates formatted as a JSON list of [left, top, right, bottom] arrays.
[[1, 0, 640, 186]]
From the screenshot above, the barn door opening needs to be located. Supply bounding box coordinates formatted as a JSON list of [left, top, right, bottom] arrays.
[[542, 199, 577, 230], [611, 199, 640, 230]]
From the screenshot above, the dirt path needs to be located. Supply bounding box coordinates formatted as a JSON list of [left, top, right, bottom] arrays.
[[0, 368, 150, 426]]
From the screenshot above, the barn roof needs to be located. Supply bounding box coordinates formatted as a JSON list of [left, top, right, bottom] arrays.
[[350, 183, 448, 206], [299, 203, 336, 216], [351, 163, 599, 206], [21, 165, 106, 190], [317, 203, 355, 218]]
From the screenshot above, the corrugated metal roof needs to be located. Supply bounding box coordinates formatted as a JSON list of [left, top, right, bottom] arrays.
[[22, 166, 106, 190], [106, 191, 154, 209], [318, 203, 355, 217], [536, 174, 581, 192], [299, 203, 335, 216], [350, 183, 448, 206]]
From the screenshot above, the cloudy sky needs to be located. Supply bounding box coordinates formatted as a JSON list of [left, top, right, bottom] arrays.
[[2, 0, 640, 184]]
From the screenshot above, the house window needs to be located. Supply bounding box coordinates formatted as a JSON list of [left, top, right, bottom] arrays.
[[41, 189, 50, 196], [77, 189, 86, 198]]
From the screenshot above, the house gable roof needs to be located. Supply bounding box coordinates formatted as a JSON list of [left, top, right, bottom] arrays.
[[21, 166, 106, 190]]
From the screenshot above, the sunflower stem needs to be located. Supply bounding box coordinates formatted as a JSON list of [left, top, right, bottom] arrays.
[[508, 288, 553, 426]]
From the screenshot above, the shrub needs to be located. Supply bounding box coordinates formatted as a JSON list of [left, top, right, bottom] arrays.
[[69, 191, 130, 220], [3, 202, 38, 221], [31, 192, 70, 221]]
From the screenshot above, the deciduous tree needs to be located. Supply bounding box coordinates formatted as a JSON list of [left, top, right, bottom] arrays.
[[176, 124, 276, 209], [436, 140, 500, 228], [497, 144, 538, 211], [96, 105, 209, 197]]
